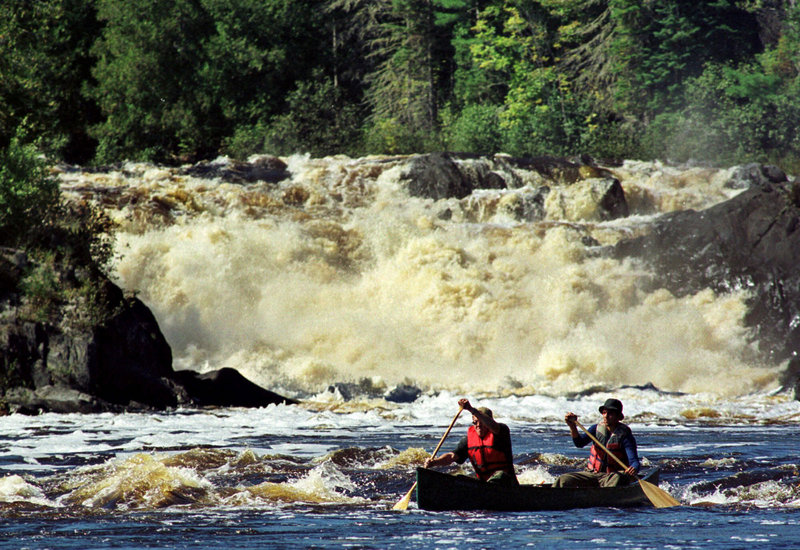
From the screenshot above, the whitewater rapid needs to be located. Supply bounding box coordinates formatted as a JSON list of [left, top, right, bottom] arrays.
[[58, 155, 785, 400]]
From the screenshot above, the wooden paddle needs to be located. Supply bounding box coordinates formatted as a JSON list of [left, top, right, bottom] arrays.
[[392, 406, 464, 511], [575, 420, 680, 508]]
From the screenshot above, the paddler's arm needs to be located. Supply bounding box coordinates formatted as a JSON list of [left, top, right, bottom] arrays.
[[460, 398, 503, 435], [622, 432, 641, 475], [425, 436, 468, 469], [424, 452, 457, 468]]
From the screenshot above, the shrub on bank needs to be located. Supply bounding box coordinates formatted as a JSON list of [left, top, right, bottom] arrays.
[[0, 138, 60, 248], [0, 138, 115, 326]]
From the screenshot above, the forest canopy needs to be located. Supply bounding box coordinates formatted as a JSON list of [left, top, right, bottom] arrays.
[[1, 0, 798, 170]]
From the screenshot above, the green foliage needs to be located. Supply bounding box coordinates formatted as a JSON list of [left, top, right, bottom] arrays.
[[643, 59, 800, 168], [442, 103, 504, 154], [0, 0, 100, 162], [20, 254, 61, 322], [227, 72, 365, 158], [18, 242, 116, 327], [0, 142, 117, 333], [463, 3, 592, 156], [0, 0, 798, 164], [580, 116, 645, 161], [0, 136, 117, 327], [351, 0, 479, 143], [608, 0, 761, 117], [88, 0, 210, 162], [89, 0, 326, 163], [500, 68, 592, 156], [363, 118, 440, 155], [361, 0, 438, 133], [0, 139, 61, 247]]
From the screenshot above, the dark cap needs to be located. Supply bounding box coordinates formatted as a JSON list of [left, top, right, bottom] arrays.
[[476, 406, 493, 418], [599, 398, 624, 419]]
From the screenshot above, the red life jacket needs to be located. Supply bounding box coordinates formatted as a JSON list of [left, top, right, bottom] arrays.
[[587, 423, 630, 473], [466, 425, 514, 481]]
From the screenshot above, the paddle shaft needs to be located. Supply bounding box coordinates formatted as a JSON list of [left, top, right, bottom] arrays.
[[429, 406, 465, 459], [574, 420, 631, 471], [574, 419, 680, 508], [392, 406, 464, 510]]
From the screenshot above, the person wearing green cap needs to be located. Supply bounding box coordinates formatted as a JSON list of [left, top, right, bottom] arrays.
[[424, 398, 518, 486], [553, 398, 641, 488]]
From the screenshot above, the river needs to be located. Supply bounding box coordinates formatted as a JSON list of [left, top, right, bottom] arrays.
[[2, 154, 799, 548]]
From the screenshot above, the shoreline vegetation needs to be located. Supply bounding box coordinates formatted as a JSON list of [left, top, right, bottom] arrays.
[[0, 1, 798, 172]]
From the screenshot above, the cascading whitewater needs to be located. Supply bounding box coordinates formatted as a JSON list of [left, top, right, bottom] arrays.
[[58, 155, 782, 398]]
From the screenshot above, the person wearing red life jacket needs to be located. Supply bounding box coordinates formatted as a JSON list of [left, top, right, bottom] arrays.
[[424, 398, 518, 486], [553, 398, 641, 488]]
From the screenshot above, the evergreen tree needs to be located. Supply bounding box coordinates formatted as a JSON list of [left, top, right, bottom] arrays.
[[368, 0, 440, 134], [335, 0, 476, 152], [646, 2, 800, 169], [609, 0, 761, 118], [462, 1, 592, 155]]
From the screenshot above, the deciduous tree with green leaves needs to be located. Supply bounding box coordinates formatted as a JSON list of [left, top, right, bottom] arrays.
[[89, 0, 326, 163], [0, 0, 100, 162], [0, 138, 60, 248]]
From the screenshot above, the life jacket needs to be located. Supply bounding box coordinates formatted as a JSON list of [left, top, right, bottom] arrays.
[[466, 425, 515, 481], [587, 423, 630, 473]]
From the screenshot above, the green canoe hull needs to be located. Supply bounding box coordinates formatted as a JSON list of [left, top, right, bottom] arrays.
[[416, 467, 661, 511]]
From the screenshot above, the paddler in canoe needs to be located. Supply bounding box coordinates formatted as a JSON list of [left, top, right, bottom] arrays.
[[424, 398, 518, 486], [554, 398, 641, 488]]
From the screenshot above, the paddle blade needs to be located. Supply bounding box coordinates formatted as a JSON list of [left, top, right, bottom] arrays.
[[639, 479, 680, 508], [392, 482, 416, 511]]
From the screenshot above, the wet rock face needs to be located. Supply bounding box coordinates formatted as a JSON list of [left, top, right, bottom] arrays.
[[401, 152, 475, 200], [398, 152, 629, 222], [611, 168, 800, 364], [180, 155, 290, 184], [1, 249, 295, 413], [172, 367, 298, 407], [0, 259, 178, 412]]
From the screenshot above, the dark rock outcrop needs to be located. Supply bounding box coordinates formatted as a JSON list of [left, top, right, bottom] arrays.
[[496, 187, 550, 222], [595, 178, 629, 220], [324, 379, 423, 403], [401, 153, 475, 200], [398, 153, 628, 223], [611, 167, 800, 364], [503, 155, 584, 184], [1, 249, 297, 413], [173, 368, 297, 407], [384, 384, 422, 403]]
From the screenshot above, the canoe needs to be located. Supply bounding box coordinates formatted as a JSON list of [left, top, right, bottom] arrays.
[[415, 467, 661, 511]]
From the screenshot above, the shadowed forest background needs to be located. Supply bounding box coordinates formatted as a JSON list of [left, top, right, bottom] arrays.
[[1, 0, 799, 170]]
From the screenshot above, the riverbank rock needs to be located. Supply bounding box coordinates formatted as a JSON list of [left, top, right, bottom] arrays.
[[610, 166, 800, 368], [0, 248, 296, 414]]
